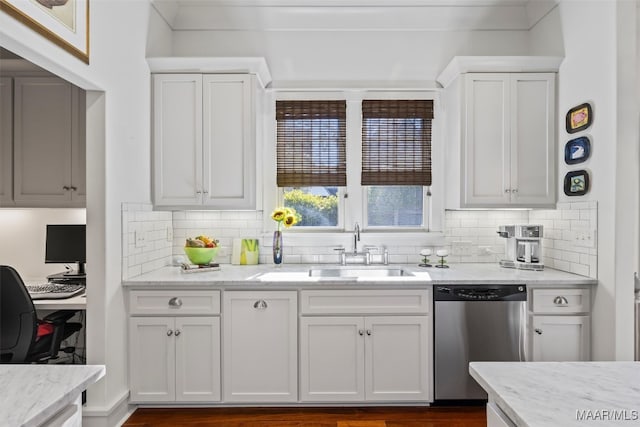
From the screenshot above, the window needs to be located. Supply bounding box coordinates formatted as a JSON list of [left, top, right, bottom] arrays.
[[362, 100, 433, 227], [276, 101, 346, 227], [272, 96, 435, 231]]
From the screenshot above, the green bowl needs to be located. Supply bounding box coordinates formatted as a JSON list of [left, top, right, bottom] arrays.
[[184, 247, 219, 265]]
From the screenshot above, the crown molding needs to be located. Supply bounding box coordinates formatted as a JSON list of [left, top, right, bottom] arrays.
[[436, 56, 564, 88]]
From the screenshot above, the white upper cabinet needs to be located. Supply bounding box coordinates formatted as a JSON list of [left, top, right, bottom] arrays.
[[11, 77, 85, 207], [0, 77, 12, 206], [440, 57, 560, 209], [153, 73, 256, 209]]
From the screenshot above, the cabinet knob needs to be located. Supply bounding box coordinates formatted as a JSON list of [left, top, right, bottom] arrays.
[[512, 188, 518, 193], [504, 189, 511, 193], [358, 329, 364, 336], [202, 190, 209, 194], [535, 328, 543, 335], [553, 296, 569, 306], [196, 190, 202, 194], [167, 329, 174, 336], [253, 299, 268, 309], [168, 297, 182, 307], [174, 329, 181, 336], [70, 186, 77, 191], [366, 329, 372, 336], [63, 186, 71, 191]]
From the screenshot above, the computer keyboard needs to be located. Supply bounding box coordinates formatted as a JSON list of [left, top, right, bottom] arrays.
[[26, 283, 85, 300]]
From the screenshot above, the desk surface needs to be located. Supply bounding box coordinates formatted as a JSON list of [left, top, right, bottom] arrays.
[[33, 293, 86, 310]]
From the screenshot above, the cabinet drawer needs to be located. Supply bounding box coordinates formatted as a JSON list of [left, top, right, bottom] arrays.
[[129, 290, 220, 315], [301, 289, 430, 315], [531, 289, 590, 314]]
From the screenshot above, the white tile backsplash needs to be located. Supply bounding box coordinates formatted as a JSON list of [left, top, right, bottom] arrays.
[[122, 203, 173, 280], [122, 202, 598, 279]]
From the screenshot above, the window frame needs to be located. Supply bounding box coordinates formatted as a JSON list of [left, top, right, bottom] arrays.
[[264, 89, 443, 236]]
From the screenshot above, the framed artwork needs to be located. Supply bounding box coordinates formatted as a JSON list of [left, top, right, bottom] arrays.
[[564, 170, 590, 196], [0, 0, 89, 63], [564, 136, 591, 165], [566, 102, 593, 134]]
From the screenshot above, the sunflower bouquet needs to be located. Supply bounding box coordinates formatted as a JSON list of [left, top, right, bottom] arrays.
[[271, 207, 300, 231]]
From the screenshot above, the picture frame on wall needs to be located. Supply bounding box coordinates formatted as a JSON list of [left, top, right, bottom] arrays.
[[564, 136, 591, 165], [566, 102, 593, 134], [564, 170, 590, 196], [0, 0, 89, 63]]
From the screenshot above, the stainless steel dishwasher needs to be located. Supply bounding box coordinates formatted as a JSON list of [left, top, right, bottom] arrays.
[[434, 284, 527, 401]]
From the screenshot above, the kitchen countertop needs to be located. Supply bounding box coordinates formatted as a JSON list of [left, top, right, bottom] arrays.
[[0, 364, 105, 427], [123, 263, 597, 288], [470, 361, 640, 427]]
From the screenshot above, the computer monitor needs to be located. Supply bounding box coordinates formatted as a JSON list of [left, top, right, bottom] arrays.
[[45, 224, 86, 276]]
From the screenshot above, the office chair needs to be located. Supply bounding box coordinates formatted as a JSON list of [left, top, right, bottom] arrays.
[[0, 265, 82, 363]]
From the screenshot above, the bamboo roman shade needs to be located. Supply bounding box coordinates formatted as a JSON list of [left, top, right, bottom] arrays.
[[361, 99, 433, 186], [275, 100, 347, 187]]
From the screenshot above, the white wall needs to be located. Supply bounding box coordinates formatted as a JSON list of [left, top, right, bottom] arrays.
[[172, 30, 530, 85], [0, 209, 85, 280], [0, 0, 153, 422], [530, 0, 639, 360]]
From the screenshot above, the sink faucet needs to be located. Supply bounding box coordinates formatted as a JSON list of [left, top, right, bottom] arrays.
[[353, 222, 360, 254]]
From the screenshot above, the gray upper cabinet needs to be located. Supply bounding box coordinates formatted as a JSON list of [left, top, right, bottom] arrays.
[[9, 76, 85, 207], [152, 73, 256, 209], [0, 77, 12, 206]]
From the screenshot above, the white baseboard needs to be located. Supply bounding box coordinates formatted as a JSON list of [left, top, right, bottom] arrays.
[[82, 390, 134, 427]]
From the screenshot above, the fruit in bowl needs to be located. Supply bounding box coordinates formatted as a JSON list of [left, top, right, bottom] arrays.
[[184, 236, 219, 265]]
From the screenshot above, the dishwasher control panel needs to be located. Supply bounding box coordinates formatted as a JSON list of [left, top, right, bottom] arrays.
[[434, 285, 526, 301]]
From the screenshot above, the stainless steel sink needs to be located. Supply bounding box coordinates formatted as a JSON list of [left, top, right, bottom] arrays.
[[308, 267, 413, 278]]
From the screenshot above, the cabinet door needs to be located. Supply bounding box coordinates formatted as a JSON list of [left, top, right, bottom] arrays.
[[463, 74, 511, 206], [223, 291, 298, 402], [202, 75, 255, 209], [365, 316, 430, 401], [175, 317, 221, 402], [300, 317, 365, 402], [153, 74, 203, 206], [509, 74, 555, 207], [13, 77, 73, 205], [531, 315, 590, 361], [0, 77, 12, 206], [129, 317, 175, 402]]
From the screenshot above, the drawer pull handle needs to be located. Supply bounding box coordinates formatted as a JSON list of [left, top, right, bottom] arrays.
[[553, 296, 569, 306], [535, 328, 543, 335], [167, 329, 173, 336], [168, 297, 183, 307], [63, 186, 70, 191], [358, 329, 364, 336], [253, 299, 268, 309], [174, 329, 181, 336], [366, 329, 372, 336]]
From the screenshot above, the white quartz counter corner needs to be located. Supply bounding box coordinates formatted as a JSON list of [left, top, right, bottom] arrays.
[[123, 263, 597, 288], [0, 364, 105, 427], [470, 362, 640, 427]]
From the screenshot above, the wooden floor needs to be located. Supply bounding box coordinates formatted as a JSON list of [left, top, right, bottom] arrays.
[[123, 406, 487, 427]]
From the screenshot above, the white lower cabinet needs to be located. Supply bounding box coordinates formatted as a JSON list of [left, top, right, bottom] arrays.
[[529, 288, 591, 361], [531, 315, 590, 361], [223, 291, 298, 402], [487, 400, 516, 427], [300, 289, 432, 403], [128, 291, 221, 403]]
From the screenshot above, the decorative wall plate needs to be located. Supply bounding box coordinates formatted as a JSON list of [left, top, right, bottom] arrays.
[[564, 136, 591, 164], [566, 103, 593, 134], [563, 170, 590, 196]]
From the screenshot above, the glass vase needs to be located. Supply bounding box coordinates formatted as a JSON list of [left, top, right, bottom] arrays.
[[272, 230, 283, 265]]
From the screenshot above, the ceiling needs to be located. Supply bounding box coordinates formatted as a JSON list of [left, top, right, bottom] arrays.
[[151, 0, 558, 32]]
